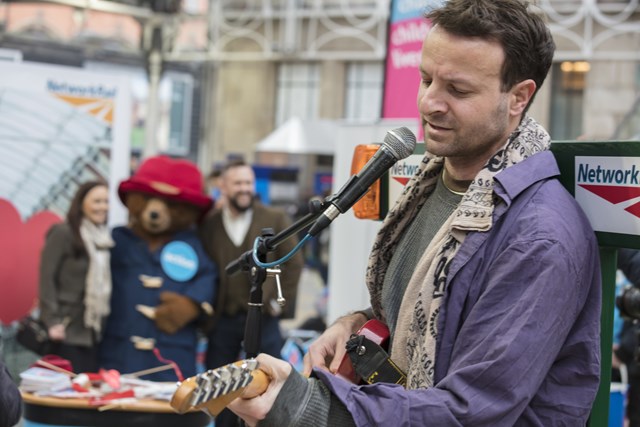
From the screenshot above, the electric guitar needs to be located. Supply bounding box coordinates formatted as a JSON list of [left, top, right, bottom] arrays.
[[170, 319, 389, 416], [335, 318, 390, 384]]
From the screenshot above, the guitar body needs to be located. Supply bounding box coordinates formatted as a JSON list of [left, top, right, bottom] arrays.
[[335, 319, 390, 384]]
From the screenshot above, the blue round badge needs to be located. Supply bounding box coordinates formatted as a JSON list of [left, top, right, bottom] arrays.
[[160, 241, 199, 282]]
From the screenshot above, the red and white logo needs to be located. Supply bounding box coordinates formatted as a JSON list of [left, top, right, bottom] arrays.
[[575, 156, 640, 235], [387, 155, 423, 207], [390, 160, 420, 186]]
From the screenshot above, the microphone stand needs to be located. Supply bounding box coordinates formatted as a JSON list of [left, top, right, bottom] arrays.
[[225, 200, 327, 359]]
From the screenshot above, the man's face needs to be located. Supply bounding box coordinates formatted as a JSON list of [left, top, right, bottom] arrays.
[[417, 26, 528, 173], [222, 165, 255, 213]]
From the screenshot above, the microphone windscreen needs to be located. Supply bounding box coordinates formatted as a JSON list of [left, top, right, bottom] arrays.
[[384, 127, 417, 160]]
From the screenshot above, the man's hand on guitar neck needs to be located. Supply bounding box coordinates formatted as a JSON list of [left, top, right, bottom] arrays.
[[226, 312, 368, 425], [303, 311, 369, 376], [227, 354, 291, 427]]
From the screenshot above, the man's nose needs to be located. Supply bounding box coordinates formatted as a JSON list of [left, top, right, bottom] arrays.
[[419, 84, 447, 116]]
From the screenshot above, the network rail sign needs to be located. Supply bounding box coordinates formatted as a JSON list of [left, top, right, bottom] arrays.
[[388, 153, 423, 207], [575, 156, 640, 235]]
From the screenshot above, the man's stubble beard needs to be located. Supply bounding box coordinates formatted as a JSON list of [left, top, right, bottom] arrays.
[[423, 97, 511, 161], [229, 193, 254, 213]]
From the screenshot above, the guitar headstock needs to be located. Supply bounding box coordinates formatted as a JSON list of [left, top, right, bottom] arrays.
[[170, 359, 268, 417]]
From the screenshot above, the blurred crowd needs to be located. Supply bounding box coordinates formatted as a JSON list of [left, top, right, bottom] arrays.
[[0, 154, 329, 427]]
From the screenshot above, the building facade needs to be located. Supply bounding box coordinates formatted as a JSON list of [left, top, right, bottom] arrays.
[[1, 0, 640, 191]]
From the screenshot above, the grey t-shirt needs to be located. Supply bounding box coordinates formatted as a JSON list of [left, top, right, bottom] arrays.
[[382, 174, 462, 346]]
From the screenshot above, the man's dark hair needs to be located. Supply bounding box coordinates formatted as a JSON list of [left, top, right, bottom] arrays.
[[427, 0, 555, 112], [207, 168, 222, 180], [222, 158, 250, 174]]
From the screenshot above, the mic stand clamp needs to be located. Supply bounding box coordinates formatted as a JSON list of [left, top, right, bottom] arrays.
[[266, 267, 286, 307]]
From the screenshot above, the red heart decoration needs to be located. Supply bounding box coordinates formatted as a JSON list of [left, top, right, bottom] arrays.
[[0, 198, 61, 324]]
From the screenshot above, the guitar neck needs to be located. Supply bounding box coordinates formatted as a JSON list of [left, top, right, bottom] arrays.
[[171, 320, 391, 417], [170, 359, 269, 417]]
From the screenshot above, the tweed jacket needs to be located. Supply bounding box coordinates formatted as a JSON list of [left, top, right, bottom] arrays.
[[199, 202, 304, 321]]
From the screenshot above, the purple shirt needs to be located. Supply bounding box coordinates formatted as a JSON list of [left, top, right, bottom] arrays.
[[316, 151, 601, 426]]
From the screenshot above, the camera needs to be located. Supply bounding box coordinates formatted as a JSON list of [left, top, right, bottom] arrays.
[[616, 285, 640, 320]]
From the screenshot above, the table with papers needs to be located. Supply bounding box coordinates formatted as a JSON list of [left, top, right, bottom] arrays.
[[19, 367, 210, 427]]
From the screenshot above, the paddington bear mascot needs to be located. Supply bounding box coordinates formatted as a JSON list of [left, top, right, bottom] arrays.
[[100, 156, 217, 381]]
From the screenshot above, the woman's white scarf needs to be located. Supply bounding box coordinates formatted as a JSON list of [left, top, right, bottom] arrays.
[[80, 218, 114, 336], [365, 116, 551, 388]]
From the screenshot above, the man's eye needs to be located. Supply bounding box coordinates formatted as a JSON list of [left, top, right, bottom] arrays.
[[421, 79, 432, 86]]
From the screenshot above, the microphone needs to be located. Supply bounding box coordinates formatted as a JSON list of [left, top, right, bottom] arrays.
[[308, 127, 416, 236]]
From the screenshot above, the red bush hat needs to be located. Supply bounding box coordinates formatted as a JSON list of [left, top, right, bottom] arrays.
[[118, 155, 212, 212]]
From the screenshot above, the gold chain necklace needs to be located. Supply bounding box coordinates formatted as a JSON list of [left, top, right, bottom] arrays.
[[441, 168, 468, 196]]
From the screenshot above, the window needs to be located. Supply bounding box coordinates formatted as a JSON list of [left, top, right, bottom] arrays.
[[612, 63, 640, 140], [344, 61, 384, 121], [275, 63, 320, 126], [549, 61, 589, 140]]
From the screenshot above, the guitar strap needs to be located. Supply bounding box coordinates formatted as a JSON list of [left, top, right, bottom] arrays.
[[345, 333, 407, 387]]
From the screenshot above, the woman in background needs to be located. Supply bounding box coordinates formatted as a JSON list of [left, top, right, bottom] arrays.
[[39, 180, 114, 373]]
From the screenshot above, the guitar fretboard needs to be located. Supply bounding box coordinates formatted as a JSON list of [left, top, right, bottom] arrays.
[[188, 359, 258, 407]]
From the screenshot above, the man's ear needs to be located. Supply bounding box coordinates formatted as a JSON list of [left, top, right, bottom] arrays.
[[510, 79, 536, 117]]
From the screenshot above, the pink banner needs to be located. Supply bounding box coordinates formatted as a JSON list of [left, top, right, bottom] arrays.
[[382, 17, 430, 120]]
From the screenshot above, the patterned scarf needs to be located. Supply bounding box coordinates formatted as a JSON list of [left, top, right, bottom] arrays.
[[365, 116, 551, 388], [80, 218, 115, 336]]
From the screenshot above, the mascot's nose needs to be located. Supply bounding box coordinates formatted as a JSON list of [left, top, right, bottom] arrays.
[[149, 211, 160, 220]]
